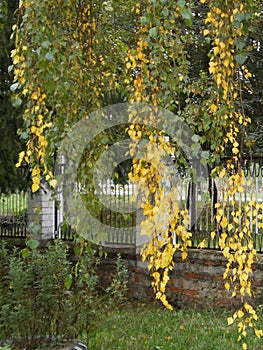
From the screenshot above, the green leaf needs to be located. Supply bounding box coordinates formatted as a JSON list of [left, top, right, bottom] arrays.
[[39, 60, 48, 70], [45, 52, 55, 61], [234, 13, 248, 22], [65, 274, 73, 290], [149, 27, 158, 38], [201, 151, 210, 160], [191, 134, 200, 143], [141, 16, 148, 26], [27, 239, 40, 250], [21, 247, 30, 259], [235, 53, 247, 65], [236, 40, 246, 50], [45, 80, 55, 91], [11, 96, 22, 108], [180, 7, 193, 25], [162, 8, 169, 17], [41, 40, 51, 49], [177, 0, 186, 7], [233, 21, 241, 29]]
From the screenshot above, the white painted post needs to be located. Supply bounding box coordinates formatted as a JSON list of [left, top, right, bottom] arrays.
[[27, 186, 55, 240]]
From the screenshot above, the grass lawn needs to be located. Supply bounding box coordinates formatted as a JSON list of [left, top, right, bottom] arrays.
[[89, 302, 263, 350]]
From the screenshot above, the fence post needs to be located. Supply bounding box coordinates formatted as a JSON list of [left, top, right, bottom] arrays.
[[27, 186, 55, 240]]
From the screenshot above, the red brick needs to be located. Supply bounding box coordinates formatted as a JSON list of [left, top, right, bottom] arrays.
[[185, 272, 202, 280]]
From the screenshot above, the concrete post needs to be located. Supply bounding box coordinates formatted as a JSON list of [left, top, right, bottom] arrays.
[[27, 187, 55, 240]]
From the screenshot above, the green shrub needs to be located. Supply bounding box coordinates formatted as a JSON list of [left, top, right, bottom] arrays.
[[0, 238, 130, 349], [0, 239, 100, 349], [105, 252, 129, 306], [0, 345, 12, 350]]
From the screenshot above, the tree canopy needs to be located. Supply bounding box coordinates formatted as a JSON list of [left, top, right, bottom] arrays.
[[10, 1, 262, 182]]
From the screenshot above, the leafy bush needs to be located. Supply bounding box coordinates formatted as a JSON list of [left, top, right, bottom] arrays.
[[0, 238, 130, 349], [0, 239, 100, 349], [105, 253, 129, 305]]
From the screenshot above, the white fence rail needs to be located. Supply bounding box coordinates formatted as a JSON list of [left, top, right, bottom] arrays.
[[56, 157, 263, 251]]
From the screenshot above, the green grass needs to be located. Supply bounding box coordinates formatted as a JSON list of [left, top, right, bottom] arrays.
[[89, 303, 263, 350]]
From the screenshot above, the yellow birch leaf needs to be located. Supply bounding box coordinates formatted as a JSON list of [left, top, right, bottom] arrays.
[[43, 122, 52, 128], [228, 223, 233, 231], [242, 343, 247, 350], [219, 168, 226, 178], [160, 282, 166, 293], [49, 179, 57, 188], [210, 103, 218, 112], [32, 166, 40, 176], [220, 216, 228, 228], [182, 251, 187, 260], [211, 231, 216, 239], [227, 317, 234, 325], [156, 292, 162, 300], [224, 58, 230, 67], [213, 47, 219, 56], [255, 329, 263, 339], [160, 294, 173, 310], [31, 91, 39, 100], [216, 214, 221, 222], [225, 282, 230, 291], [232, 147, 239, 155], [32, 182, 40, 193], [163, 274, 170, 285], [13, 55, 20, 65], [198, 239, 206, 249], [31, 125, 37, 133], [237, 310, 244, 318], [16, 151, 25, 167]]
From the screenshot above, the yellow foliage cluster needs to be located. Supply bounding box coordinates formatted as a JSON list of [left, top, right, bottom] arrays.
[[204, 2, 251, 160], [14, 83, 54, 192], [214, 168, 263, 347], [13, 0, 117, 192], [126, 0, 262, 347], [204, 1, 262, 346], [126, 1, 194, 310]]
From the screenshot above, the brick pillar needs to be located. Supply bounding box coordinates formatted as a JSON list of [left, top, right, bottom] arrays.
[[27, 187, 55, 240]]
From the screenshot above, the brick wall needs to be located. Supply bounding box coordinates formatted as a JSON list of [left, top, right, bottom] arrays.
[[98, 245, 263, 309]]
